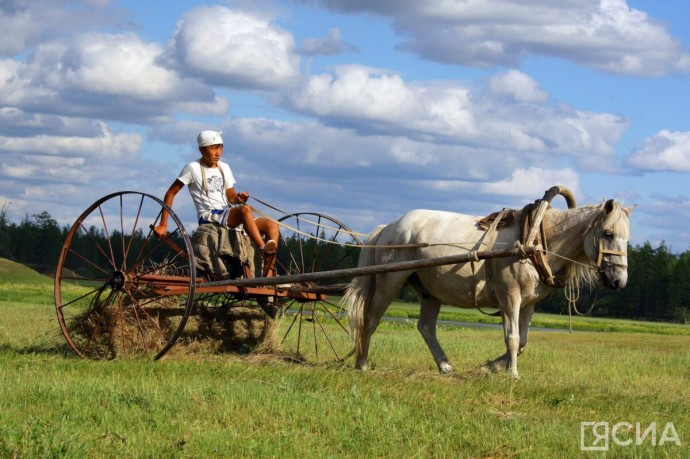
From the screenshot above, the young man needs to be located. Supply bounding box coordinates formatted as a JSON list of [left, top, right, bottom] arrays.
[[153, 130, 279, 260]]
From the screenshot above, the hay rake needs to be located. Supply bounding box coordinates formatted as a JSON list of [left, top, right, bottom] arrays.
[[54, 191, 537, 363]]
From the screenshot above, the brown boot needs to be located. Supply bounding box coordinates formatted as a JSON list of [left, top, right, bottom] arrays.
[[262, 252, 276, 278], [261, 239, 277, 277]]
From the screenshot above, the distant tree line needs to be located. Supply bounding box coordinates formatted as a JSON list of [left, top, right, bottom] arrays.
[[0, 207, 687, 323]]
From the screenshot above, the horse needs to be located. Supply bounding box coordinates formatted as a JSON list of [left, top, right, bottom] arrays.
[[345, 188, 632, 378]]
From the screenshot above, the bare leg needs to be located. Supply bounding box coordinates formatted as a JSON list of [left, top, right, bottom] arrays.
[[256, 217, 280, 247], [417, 296, 453, 374], [226, 205, 264, 248], [226, 208, 280, 251]]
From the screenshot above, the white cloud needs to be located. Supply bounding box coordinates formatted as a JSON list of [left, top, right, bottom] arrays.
[[0, 0, 128, 57], [167, 6, 301, 89], [284, 66, 626, 170], [0, 120, 165, 226], [311, 0, 690, 76], [287, 65, 447, 127], [633, 194, 690, 249], [299, 28, 359, 56], [626, 130, 690, 172], [45, 34, 182, 99], [0, 121, 141, 160], [0, 33, 226, 123], [480, 167, 581, 199], [488, 69, 548, 103]]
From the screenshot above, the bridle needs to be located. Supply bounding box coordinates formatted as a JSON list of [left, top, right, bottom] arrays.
[[595, 237, 628, 270], [594, 232, 628, 271]]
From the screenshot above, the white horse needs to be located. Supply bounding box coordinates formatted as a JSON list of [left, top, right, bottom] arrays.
[[345, 190, 632, 378]]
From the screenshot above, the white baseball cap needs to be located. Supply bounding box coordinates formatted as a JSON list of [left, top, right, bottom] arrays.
[[197, 130, 223, 147]]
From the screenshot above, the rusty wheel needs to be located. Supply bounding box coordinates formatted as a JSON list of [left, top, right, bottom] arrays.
[[275, 212, 361, 363], [54, 191, 196, 360]]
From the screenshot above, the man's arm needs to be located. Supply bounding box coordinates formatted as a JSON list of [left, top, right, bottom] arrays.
[[153, 179, 184, 239]]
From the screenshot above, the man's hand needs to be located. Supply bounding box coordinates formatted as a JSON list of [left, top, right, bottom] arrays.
[[236, 191, 249, 204]]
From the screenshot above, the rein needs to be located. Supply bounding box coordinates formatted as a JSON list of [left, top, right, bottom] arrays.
[[250, 196, 485, 250], [249, 196, 626, 278]]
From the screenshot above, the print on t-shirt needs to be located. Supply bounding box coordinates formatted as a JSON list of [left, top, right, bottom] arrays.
[[207, 173, 224, 194]]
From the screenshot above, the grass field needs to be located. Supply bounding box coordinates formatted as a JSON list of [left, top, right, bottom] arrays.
[[1, 258, 689, 458]]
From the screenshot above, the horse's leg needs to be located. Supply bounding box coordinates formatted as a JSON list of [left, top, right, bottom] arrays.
[[484, 352, 509, 372], [502, 292, 522, 378], [483, 304, 534, 375], [518, 304, 535, 356], [355, 274, 407, 371], [417, 295, 453, 374]]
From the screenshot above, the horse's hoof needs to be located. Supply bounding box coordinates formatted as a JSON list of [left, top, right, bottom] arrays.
[[482, 360, 504, 373], [439, 362, 453, 375], [480, 364, 495, 374]]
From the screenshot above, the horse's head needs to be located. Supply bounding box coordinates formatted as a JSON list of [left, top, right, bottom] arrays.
[[584, 199, 633, 290]]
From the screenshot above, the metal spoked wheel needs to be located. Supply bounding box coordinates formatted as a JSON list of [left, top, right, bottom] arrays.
[[54, 191, 196, 360], [275, 212, 362, 363]]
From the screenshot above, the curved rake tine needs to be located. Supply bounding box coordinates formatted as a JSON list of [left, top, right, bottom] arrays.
[[82, 287, 117, 358]]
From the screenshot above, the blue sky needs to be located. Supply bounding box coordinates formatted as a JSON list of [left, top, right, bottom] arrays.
[[1, 0, 689, 251]]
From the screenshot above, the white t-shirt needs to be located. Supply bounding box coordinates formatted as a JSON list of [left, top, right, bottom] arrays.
[[177, 160, 236, 220]]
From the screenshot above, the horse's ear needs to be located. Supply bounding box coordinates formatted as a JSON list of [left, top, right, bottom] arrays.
[[625, 204, 637, 215], [604, 199, 615, 214]]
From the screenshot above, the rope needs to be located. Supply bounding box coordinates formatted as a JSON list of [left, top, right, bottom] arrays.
[[251, 196, 610, 275], [248, 196, 501, 250], [249, 197, 613, 275], [251, 196, 370, 237], [564, 277, 598, 333]]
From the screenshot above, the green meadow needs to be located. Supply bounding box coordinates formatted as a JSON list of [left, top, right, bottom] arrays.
[[1, 258, 688, 458]]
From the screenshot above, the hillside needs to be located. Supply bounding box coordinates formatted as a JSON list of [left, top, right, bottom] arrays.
[[0, 258, 53, 285]]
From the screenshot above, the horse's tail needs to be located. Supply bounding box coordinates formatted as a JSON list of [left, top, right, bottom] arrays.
[[344, 224, 386, 357]]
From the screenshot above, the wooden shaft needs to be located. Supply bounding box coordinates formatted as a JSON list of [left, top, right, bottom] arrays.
[[524, 200, 550, 245], [200, 245, 539, 288]]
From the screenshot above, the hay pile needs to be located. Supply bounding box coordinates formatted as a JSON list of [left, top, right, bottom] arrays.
[[65, 291, 277, 359], [182, 304, 276, 354]]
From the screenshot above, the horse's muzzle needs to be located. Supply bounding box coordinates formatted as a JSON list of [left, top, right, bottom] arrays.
[[600, 270, 627, 290]]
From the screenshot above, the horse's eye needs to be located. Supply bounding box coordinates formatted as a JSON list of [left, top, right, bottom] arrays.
[[603, 230, 614, 240]]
